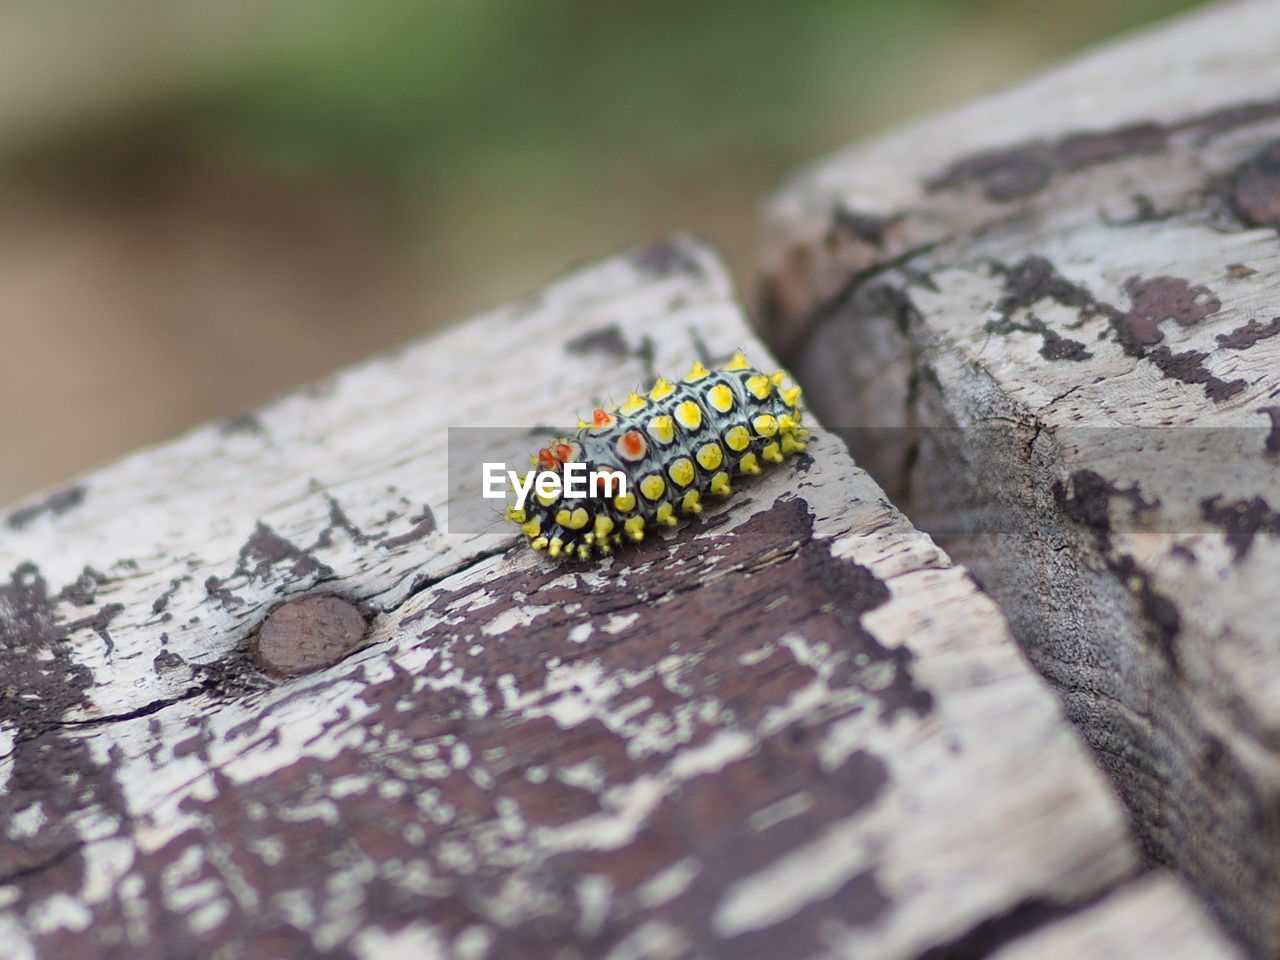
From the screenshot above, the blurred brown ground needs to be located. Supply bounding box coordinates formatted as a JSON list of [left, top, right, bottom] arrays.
[[0, 0, 1201, 507]]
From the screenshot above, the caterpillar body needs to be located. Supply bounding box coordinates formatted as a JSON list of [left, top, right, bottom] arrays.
[[506, 352, 808, 560]]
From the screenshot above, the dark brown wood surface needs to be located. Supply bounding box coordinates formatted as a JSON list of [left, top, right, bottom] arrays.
[[0, 236, 1235, 957]]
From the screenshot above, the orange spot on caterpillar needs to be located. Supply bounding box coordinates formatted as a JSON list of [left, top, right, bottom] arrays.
[[620, 430, 646, 459], [593, 407, 614, 427], [538, 442, 581, 471]]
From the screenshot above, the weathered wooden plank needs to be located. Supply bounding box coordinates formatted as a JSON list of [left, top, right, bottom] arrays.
[[989, 875, 1244, 960], [1, 236, 1227, 957], [761, 0, 1280, 954]]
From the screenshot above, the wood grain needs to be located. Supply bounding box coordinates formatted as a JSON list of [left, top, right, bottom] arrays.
[[0, 236, 1223, 956], [762, 0, 1280, 953]]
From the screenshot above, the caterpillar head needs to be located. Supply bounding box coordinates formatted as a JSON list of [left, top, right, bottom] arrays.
[[535, 440, 580, 471]]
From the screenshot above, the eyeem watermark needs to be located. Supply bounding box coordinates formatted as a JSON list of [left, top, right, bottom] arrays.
[[447, 425, 1280, 539], [482, 462, 628, 511]]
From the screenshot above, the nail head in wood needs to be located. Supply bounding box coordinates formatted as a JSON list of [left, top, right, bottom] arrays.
[[252, 595, 367, 676], [1234, 140, 1280, 229]]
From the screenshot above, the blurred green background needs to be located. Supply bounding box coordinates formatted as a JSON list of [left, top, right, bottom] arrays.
[[0, 0, 1201, 506]]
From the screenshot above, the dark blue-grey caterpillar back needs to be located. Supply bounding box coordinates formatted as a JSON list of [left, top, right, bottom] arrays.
[[506, 353, 807, 560]]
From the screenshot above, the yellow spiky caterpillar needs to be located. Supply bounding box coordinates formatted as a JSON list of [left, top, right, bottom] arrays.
[[506, 352, 808, 560]]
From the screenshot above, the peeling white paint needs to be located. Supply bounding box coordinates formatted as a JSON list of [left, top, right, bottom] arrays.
[[603, 613, 640, 635], [0, 915, 33, 960], [481, 605, 551, 637], [0, 724, 15, 793], [350, 926, 450, 960], [452, 924, 495, 960], [273, 889, 317, 930], [536, 777, 665, 853], [329, 774, 375, 798], [712, 813, 874, 936], [603, 919, 689, 960], [6, 803, 45, 840], [78, 837, 136, 907], [738, 643, 776, 666], [634, 859, 699, 909], [27, 892, 92, 935], [188, 897, 231, 936], [666, 729, 754, 780], [276, 800, 341, 827], [575, 874, 613, 938], [748, 792, 814, 833]]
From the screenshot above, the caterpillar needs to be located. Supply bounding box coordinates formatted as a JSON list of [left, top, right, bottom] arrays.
[[505, 351, 808, 560]]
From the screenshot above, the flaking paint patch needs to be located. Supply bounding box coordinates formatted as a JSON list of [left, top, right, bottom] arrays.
[[6, 803, 46, 840], [666, 729, 754, 780], [496, 657, 702, 738], [757, 635, 861, 737], [5, 486, 87, 531], [1217, 317, 1280, 350], [606, 920, 688, 960], [633, 858, 700, 910], [352, 923, 449, 960], [0, 916, 33, 960], [749, 793, 815, 833], [575, 874, 613, 938], [924, 99, 1280, 204], [453, 924, 496, 960], [603, 613, 640, 635], [1146, 346, 1246, 402], [712, 813, 880, 936], [26, 892, 92, 935], [1201, 495, 1280, 560], [534, 777, 666, 853], [1118, 276, 1220, 352], [481, 605, 551, 637], [76, 837, 134, 908], [565, 325, 631, 361], [189, 898, 231, 936], [276, 800, 341, 826], [738, 643, 777, 666]]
